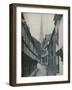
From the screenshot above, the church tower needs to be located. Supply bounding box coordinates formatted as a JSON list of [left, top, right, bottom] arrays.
[[40, 15, 44, 43], [39, 15, 44, 64]]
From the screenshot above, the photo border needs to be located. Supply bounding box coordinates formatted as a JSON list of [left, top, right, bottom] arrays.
[[9, 3, 70, 86]]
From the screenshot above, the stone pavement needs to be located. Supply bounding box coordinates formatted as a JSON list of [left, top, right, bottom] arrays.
[[35, 63, 48, 76]]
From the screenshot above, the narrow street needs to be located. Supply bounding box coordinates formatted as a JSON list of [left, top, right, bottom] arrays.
[[35, 63, 48, 76]]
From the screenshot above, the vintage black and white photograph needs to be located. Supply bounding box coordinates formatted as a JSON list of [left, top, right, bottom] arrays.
[[21, 13, 63, 77], [9, 3, 70, 86]]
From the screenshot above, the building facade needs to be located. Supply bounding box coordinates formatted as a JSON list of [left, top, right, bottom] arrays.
[[47, 14, 63, 76], [47, 28, 57, 75], [41, 34, 50, 65], [54, 14, 63, 75], [21, 13, 40, 77]]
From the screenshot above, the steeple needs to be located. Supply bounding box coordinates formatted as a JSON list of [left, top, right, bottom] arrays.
[[39, 15, 44, 64], [40, 15, 44, 43]]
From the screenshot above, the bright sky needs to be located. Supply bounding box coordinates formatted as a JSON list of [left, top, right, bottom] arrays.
[[23, 13, 55, 42]]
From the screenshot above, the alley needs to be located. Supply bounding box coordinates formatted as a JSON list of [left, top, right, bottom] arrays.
[[35, 63, 48, 76], [21, 13, 63, 77]]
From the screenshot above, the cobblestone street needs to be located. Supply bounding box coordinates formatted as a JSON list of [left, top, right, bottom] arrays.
[[35, 63, 48, 76]]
